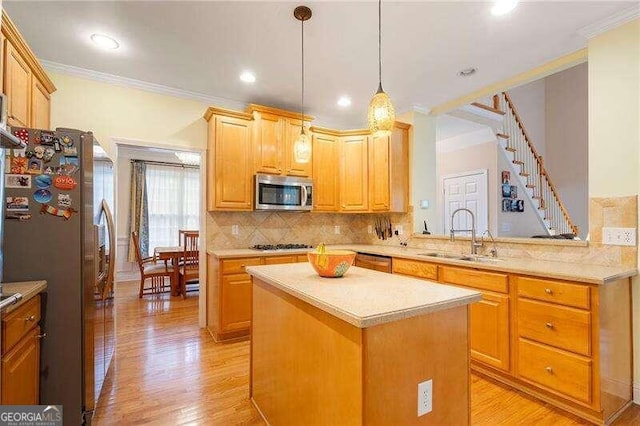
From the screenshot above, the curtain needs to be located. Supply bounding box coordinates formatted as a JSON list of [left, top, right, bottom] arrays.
[[128, 161, 149, 261], [145, 164, 200, 254]]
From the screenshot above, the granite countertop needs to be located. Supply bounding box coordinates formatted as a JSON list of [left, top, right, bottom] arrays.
[[208, 244, 637, 285], [1, 280, 47, 314], [246, 263, 481, 328]]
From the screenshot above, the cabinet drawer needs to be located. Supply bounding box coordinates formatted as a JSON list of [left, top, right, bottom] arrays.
[[517, 299, 591, 356], [297, 255, 309, 263], [2, 296, 40, 355], [392, 258, 437, 280], [264, 256, 298, 265], [221, 257, 262, 274], [439, 266, 508, 293], [516, 276, 590, 309], [517, 338, 591, 404]]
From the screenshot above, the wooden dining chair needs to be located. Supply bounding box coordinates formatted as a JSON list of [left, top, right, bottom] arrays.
[[131, 231, 173, 298], [179, 231, 199, 298]]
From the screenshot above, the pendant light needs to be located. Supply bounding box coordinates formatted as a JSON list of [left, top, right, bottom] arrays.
[[293, 6, 312, 164], [368, 0, 395, 137]]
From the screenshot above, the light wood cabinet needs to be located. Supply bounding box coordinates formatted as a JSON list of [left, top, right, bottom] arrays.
[[31, 78, 50, 130], [439, 265, 511, 372], [339, 133, 369, 211], [368, 134, 390, 211], [4, 39, 30, 128], [311, 129, 340, 212], [205, 108, 254, 211], [248, 104, 312, 178], [1, 11, 55, 129], [469, 291, 510, 371], [1, 295, 41, 405], [389, 257, 631, 425], [207, 254, 308, 342]]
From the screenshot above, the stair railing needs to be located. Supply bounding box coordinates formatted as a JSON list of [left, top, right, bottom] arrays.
[[500, 92, 579, 236]]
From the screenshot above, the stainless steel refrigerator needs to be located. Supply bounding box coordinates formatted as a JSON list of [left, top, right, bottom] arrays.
[[2, 127, 114, 425]]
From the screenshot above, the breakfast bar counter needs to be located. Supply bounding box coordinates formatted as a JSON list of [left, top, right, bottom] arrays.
[[246, 263, 481, 425]]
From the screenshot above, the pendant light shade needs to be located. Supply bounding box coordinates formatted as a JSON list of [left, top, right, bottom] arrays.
[[368, 0, 395, 137], [293, 6, 312, 164]]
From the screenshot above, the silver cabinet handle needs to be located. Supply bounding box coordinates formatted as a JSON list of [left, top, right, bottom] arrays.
[[36, 333, 47, 339], [544, 288, 553, 295], [545, 366, 553, 374], [545, 322, 554, 329], [25, 315, 36, 322]]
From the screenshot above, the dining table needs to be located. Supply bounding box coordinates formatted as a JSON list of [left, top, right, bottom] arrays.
[[154, 246, 184, 296]]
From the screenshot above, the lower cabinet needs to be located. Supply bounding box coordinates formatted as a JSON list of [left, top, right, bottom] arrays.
[[1, 295, 42, 405], [468, 291, 510, 372], [208, 254, 308, 341]]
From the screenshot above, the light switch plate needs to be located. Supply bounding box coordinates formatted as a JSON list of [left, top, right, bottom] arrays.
[[602, 227, 636, 246]]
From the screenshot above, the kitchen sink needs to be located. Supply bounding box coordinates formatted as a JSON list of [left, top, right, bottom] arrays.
[[417, 253, 503, 263], [418, 252, 467, 259]]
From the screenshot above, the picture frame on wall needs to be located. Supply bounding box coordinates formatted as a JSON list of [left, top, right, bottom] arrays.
[[510, 199, 519, 212], [502, 184, 511, 198], [517, 200, 524, 212], [510, 185, 517, 199], [502, 198, 511, 212], [501, 171, 510, 184]]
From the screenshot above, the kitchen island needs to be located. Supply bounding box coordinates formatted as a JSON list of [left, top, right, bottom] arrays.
[[246, 262, 481, 425]]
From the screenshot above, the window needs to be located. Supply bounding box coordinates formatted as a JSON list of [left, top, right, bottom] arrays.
[[146, 164, 200, 253], [94, 159, 114, 221]]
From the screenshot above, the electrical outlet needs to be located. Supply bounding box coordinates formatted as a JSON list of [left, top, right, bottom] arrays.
[[417, 379, 432, 416], [602, 227, 636, 246], [367, 225, 373, 234], [501, 222, 511, 232], [231, 225, 239, 236], [334, 225, 341, 234]]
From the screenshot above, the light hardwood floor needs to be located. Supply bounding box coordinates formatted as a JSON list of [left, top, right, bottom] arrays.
[[93, 281, 639, 425]]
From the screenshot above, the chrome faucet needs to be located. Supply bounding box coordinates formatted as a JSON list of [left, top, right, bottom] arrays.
[[482, 229, 498, 257], [450, 208, 483, 255]]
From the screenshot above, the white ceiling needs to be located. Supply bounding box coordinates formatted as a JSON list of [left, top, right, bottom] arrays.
[[436, 114, 488, 141], [4, 1, 635, 128]]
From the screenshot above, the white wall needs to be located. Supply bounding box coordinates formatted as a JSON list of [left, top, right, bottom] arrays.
[[545, 63, 589, 239], [437, 140, 497, 236], [588, 19, 640, 402]]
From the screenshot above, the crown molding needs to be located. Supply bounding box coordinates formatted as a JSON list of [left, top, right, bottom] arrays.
[[40, 60, 246, 110], [577, 4, 640, 39]]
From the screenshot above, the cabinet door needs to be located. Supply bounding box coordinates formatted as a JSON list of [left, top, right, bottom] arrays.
[[339, 135, 368, 211], [369, 135, 390, 211], [210, 115, 253, 210], [4, 39, 31, 127], [31, 77, 50, 130], [312, 132, 339, 211], [469, 291, 510, 372], [254, 112, 284, 175], [1, 326, 40, 405], [284, 118, 312, 177], [220, 273, 252, 333]]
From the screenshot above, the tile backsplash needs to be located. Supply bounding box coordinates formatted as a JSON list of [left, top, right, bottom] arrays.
[[207, 195, 637, 268]]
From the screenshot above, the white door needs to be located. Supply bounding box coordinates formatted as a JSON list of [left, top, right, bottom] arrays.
[[442, 170, 488, 236]]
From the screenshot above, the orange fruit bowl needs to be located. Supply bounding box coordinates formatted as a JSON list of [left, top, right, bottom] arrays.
[[307, 250, 356, 278]]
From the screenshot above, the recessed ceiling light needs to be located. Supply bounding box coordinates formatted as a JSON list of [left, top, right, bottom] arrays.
[[457, 67, 478, 77], [337, 96, 352, 107], [90, 33, 119, 50], [240, 71, 256, 83], [491, 0, 518, 16]]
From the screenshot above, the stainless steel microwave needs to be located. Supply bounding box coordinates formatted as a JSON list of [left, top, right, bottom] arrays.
[[254, 174, 313, 211]]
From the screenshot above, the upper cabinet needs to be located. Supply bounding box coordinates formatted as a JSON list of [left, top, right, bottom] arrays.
[[204, 103, 410, 213], [1, 11, 56, 130], [248, 104, 312, 178], [311, 128, 340, 212], [205, 107, 254, 211], [340, 133, 369, 212]]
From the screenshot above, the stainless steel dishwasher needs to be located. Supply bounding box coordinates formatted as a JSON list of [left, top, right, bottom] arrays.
[[355, 253, 392, 273]]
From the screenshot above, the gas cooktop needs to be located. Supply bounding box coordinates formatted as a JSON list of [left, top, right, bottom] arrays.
[[250, 243, 313, 251]]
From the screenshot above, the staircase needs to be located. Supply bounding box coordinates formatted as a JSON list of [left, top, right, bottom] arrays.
[[494, 92, 579, 236]]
